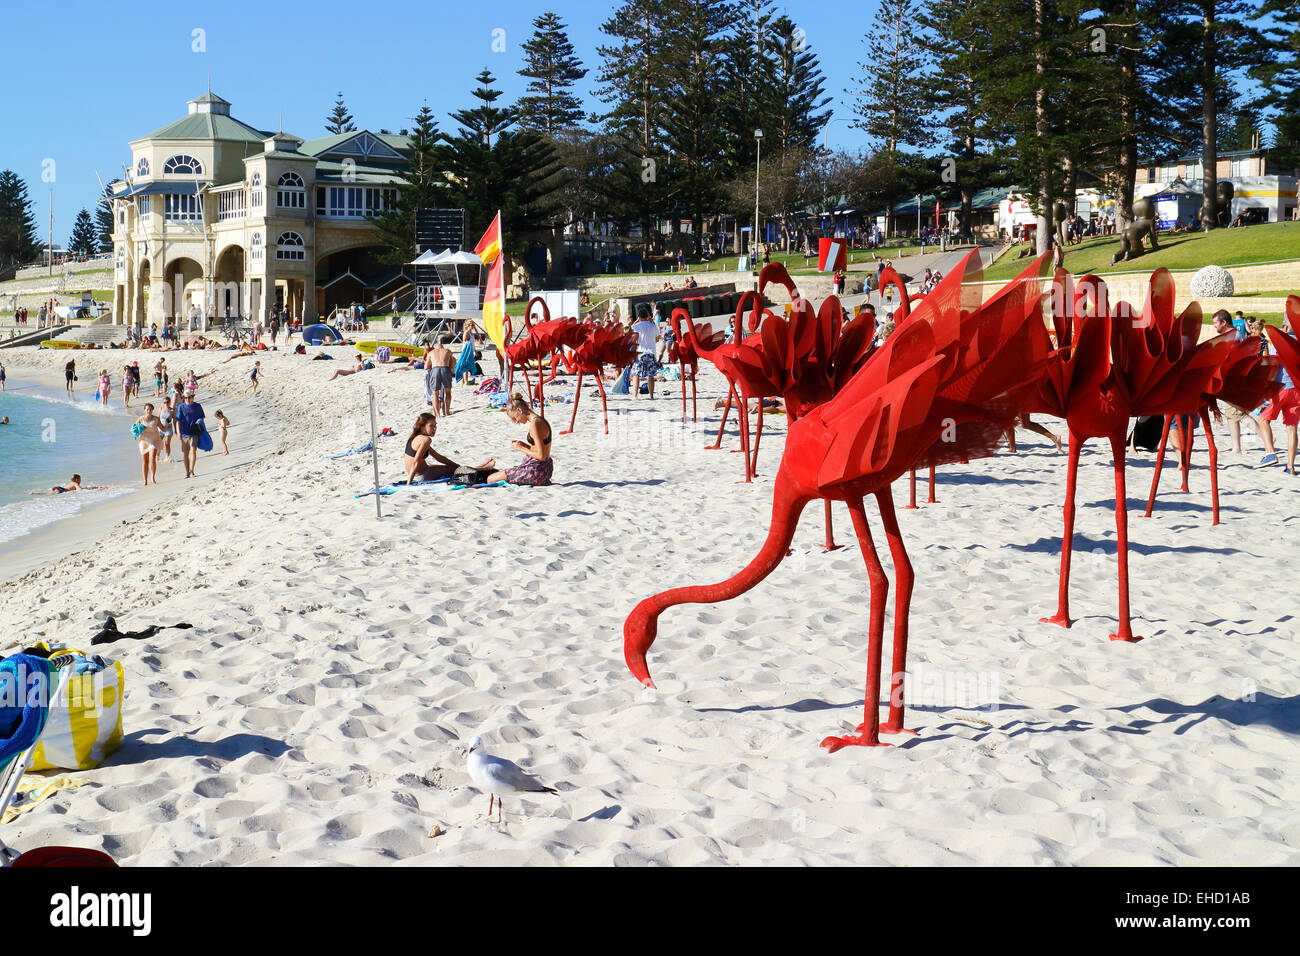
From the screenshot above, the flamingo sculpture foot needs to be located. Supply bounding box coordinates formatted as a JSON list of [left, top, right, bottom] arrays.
[[878, 722, 919, 736], [1108, 630, 1143, 643], [1039, 613, 1073, 628], [821, 733, 890, 752]]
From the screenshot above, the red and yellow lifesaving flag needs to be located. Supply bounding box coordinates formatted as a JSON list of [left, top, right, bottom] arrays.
[[474, 212, 502, 267], [481, 255, 506, 353], [474, 212, 505, 351]]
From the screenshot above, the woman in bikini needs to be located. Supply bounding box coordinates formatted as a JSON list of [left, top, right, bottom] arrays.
[[403, 412, 494, 484], [134, 403, 163, 485], [488, 393, 554, 486], [158, 396, 176, 462], [98, 370, 111, 406]]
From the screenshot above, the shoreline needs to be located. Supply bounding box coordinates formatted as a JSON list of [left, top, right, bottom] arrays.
[[0, 351, 295, 585]]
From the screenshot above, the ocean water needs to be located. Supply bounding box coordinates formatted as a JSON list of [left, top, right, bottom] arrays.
[[0, 376, 143, 548]]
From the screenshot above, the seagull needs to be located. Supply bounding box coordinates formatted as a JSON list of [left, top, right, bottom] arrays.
[[465, 736, 557, 823]]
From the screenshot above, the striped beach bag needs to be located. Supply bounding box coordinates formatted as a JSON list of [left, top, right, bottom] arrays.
[[26, 646, 124, 772], [376, 346, 392, 363]]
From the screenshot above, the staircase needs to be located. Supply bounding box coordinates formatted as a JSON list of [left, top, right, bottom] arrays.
[[52, 321, 130, 348]]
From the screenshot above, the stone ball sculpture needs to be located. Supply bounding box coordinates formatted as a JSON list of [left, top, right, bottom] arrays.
[[1189, 265, 1235, 298]]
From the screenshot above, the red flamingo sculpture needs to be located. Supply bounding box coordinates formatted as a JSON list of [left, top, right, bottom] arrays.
[[669, 309, 724, 424], [625, 251, 1058, 749], [502, 299, 583, 411], [559, 323, 638, 435], [1143, 333, 1281, 524], [1033, 269, 1229, 642], [682, 290, 785, 482]]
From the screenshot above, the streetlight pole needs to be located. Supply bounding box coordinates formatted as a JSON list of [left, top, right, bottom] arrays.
[[754, 128, 763, 262], [916, 194, 921, 243]]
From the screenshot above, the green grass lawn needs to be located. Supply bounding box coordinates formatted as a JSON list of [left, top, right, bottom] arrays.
[[982, 222, 1300, 283], [575, 243, 971, 280]]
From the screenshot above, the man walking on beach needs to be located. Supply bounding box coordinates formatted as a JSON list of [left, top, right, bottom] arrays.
[[175, 392, 207, 479], [630, 303, 660, 400], [427, 336, 457, 417]]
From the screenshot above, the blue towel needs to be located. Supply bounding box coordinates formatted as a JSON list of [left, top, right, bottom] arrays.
[[355, 476, 451, 498], [326, 440, 374, 459], [0, 655, 53, 765], [454, 341, 477, 380], [612, 366, 630, 394]]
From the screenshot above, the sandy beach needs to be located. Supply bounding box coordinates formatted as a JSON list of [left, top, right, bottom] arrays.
[[1, 343, 1297, 866]]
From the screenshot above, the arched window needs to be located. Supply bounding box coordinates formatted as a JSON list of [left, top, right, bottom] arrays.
[[250, 232, 263, 262], [136, 157, 150, 177], [163, 154, 204, 175], [250, 172, 263, 208], [277, 171, 305, 209], [276, 232, 305, 261]]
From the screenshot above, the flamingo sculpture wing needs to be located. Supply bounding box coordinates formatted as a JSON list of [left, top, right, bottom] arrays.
[[624, 251, 1058, 750]]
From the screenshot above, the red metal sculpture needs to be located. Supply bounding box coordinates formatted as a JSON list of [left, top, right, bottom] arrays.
[[669, 309, 724, 425], [559, 322, 638, 435], [1033, 269, 1228, 641], [1143, 334, 1281, 524], [625, 251, 1058, 748], [502, 299, 584, 411]]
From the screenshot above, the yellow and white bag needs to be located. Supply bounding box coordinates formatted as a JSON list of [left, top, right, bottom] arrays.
[[27, 646, 124, 772]]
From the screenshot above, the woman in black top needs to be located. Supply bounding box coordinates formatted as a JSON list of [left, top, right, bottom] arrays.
[[403, 412, 494, 484]]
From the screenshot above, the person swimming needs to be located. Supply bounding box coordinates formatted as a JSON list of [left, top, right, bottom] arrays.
[[36, 474, 85, 494], [488, 393, 554, 486], [403, 412, 494, 484]]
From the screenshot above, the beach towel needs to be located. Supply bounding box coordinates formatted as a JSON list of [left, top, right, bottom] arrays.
[[0, 655, 53, 767], [454, 341, 477, 380], [449, 480, 509, 490], [1, 776, 93, 825], [195, 420, 213, 453], [612, 366, 630, 394], [355, 476, 451, 498], [474, 378, 502, 395]]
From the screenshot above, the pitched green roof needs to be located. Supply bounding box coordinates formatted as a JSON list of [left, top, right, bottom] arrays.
[[138, 111, 271, 144], [312, 160, 407, 185]]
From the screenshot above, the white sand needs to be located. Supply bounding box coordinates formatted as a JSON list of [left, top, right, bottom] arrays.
[[1, 344, 1297, 866]]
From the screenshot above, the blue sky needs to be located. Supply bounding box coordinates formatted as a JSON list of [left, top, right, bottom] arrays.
[[0, 0, 872, 242]]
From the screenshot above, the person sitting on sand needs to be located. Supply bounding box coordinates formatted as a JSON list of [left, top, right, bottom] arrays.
[[404, 412, 494, 484], [329, 355, 365, 381], [487, 393, 554, 486]]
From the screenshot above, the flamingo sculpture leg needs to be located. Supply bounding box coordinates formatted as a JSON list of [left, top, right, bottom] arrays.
[[822, 500, 841, 551], [562, 372, 584, 435], [1200, 409, 1220, 526], [750, 400, 764, 477], [1176, 415, 1192, 492], [1041, 431, 1083, 628], [926, 466, 938, 504], [1144, 416, 1176, 518], [594, 372, 611, 434], [1107, 434, 1140, 643], [905, 470, 918, 509], [875, 486, 917, 735], [707, 384, 736, 450], [821, 497, 891, 751]]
